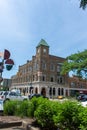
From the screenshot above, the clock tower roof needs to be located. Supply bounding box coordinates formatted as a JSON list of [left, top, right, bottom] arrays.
[[36, 39, 49, 48]]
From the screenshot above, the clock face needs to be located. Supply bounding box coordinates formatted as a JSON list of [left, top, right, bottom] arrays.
[[37, 48, 40, 53], [43, 48, 46, 53]]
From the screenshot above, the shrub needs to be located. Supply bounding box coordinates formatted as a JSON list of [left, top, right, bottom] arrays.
[[53, 100, 83, 130], [4, 100, 19, 115], [30, 97, 49, 116], [79, 107, 87, 130], [30, 97, 40, 111], [34, 99, 61, 129], [4, 97, 87, 130], [30, 97, 46, 109], [16, 100, 29, 117], [27, 101, 34, 117]]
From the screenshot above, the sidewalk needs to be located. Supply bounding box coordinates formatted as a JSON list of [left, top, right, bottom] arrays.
[[0, 126, 24, 130], [0, 125, 40, 130]]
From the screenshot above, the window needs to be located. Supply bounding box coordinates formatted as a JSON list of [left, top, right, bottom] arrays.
[[57, 65, 61, 72], [50, 63, 55, 71], [53, 88, 55, 95], [33, 75, 34, 81], [33, 62, 37, 71], [71, 82, 76, 87], [42, 61, 46, 70], [49, 87, 52, 95], [50, 76, 54, 82], [51, 77, 53, 82], [57, 76, 64, 84], [42, 75, 46, 81], [61, 88, 64, 95], [9, 92, 17, 96], [29, 66, 32, 72], [58, 88, 60, 95], [36, 63, 39, 70]]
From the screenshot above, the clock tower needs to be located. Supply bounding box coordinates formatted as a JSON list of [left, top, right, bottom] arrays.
[[36, 39, 49, 57]]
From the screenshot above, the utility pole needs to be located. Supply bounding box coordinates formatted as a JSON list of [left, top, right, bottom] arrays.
[[0, 61, 4, 84]]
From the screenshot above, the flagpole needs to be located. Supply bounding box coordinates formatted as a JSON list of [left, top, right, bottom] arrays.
[[0, 59, 4, 88]]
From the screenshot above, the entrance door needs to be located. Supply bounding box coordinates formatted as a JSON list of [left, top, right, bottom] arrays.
[[41, 87, 46, 96]]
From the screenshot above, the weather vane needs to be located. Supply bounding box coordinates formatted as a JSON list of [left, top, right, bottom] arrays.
[[0, 49, 14, 83]]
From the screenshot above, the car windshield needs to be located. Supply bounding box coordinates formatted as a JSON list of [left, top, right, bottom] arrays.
[[17, 93, 21, 96], [0, 91, 4, 95], [9, 92, 21, 96], [4, 91, 9, 95]]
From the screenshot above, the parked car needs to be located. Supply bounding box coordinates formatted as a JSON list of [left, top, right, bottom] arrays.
[[0, 91, 9, 101], [0, 99, 4, 114], [77, 93, 87, 101], [4, 91, 28, 102], [29, 93, 48, 99], [81, 101, 87, 107]]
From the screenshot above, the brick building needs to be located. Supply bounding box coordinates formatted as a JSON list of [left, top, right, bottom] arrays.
[[11, 39, 69, 98], [68, 75, 87, 96]]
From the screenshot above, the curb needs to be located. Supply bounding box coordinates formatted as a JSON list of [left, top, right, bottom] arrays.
[[0, 121, 22, 128], [0, 120, 40, 130], [22, 120, 40, 130]]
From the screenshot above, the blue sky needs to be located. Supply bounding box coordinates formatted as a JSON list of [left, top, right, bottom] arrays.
[[0, 0, 87, 79]]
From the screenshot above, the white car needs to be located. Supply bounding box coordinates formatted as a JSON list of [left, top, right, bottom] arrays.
[[0, 99, 3, 113], [5, 91, 28, 101], [81, 101, 87, 107], [0, 91, 9, 102]]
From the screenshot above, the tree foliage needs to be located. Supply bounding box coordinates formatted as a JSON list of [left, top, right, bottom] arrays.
[[61, 50, 87, 79], [80, 0, 87, 9]]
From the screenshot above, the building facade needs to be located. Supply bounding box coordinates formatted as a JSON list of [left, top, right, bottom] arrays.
[[11, 39, 69, 98], [68, 75, 87, 96]]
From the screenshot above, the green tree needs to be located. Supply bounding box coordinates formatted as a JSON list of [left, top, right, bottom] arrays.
[[80, 0, 87, 9], [61, 50, 87, 79]]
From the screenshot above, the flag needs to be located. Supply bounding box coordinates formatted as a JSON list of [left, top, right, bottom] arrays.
[[4, 49, 10, 60]]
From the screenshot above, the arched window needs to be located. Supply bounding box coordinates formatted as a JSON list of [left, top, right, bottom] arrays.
[[49, 87, 52, 95], [61, 88, 64, 95], [58, 88, 60, 95], [53, 88, 55, 95], [35, 87, 38, 93], [42, 75, 46, 81]]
